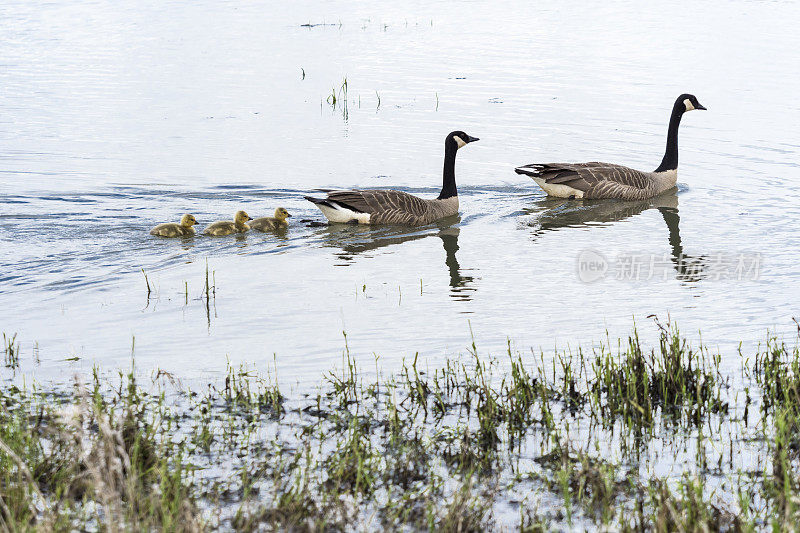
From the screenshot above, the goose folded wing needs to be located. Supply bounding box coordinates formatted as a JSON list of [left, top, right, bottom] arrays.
[[327, 190, 429, 216], [529, 163, 651, 195], [367, 192, 434, 225], [325, 190, 375, 213]]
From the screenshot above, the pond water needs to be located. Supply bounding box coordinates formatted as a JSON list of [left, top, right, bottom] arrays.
[[1, 0, 799, 387]]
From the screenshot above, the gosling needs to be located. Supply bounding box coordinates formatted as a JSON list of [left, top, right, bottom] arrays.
[[250, 207, 291, 232], [203, 210, 252, 236], [150, 214, 198, 237]]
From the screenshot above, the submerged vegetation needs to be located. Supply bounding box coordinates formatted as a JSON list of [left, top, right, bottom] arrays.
[[3, 333, 18, 369], [2, 319, 800, 530], [322, 76, 389, 120]]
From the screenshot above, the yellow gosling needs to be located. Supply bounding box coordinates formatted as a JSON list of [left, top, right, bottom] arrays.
[[250, 207, 291, 232], [203, 210, 252, 236], [150, 214, 198, 237]]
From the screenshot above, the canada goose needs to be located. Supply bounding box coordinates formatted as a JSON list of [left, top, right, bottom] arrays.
[[304, 130, 479, 226], [202, 210, 252, 236], [150, 214, 198, 237], [250, 208, 291, 232], [515, 94, 706, 200]]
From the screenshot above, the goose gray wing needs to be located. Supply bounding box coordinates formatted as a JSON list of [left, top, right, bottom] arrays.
[[325, 189, 433, 225], [515, 162, 654, 200]]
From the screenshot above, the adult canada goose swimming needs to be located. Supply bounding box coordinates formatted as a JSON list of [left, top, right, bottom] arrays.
[[304, 130, 479, 226], [250, 208, 291, 232], [515, 94, 706, 200], [150, 214, 198, 237], [202, 210, 252, 236]]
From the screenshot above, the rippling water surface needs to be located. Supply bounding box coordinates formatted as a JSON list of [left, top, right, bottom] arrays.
[[2, 0, 799, 386]]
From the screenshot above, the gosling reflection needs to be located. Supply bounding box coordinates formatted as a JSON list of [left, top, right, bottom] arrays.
[[523, 190, 707, 282], [315, 216, 477, 299]]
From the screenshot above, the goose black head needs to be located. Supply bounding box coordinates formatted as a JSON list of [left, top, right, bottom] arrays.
[[676, 94, 706, 112], [447, 130, 479, 150]]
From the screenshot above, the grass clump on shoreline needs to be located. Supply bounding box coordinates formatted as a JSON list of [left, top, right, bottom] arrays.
[[589, 318, 729, 429], [0, 368, 200, 531]]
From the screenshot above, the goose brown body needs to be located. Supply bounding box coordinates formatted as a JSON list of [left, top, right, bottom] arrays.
[[515, 94, 705, 201], [313, 190, 459, 226], [515, 163, 677, 200]]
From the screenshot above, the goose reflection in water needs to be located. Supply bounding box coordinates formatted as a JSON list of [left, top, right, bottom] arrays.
[[439, 227, 475, 300], [313, 216, 476, 300], [522, 190, 707, 282]]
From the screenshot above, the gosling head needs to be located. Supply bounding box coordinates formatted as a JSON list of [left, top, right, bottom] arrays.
[[274, 207, 291, 221], [180, 214, 198, 227], [235, 210, 252, 225], [447, 130, 480, 150], [677, 93, 706, 113]]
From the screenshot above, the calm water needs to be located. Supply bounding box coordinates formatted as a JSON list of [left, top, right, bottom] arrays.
[[2, 0, 799, 387]]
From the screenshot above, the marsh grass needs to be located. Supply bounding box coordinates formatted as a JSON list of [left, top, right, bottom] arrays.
[[220, 361, 283, 418], [746, 324, 800, 526], [588, 319, 729, 430], [324, 77, 383, 119], [326, 77, 349, 120], [753, 329, 800, 415], [142, 267, 152, 298], [3, 332, 19, 368], [643, 475, 742, 532], [3, 320, 800, 530], [0, 368, 200, 531]]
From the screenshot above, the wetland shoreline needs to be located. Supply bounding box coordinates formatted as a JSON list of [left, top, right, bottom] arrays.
[[2, 318, 799, 531]]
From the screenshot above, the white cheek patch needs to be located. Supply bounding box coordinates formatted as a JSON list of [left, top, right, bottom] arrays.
[[454, 136, 467, 149], [683, 98, 695, 111]]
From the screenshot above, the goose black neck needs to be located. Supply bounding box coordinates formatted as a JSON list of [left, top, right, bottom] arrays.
[[438, 143, 458, 200], [655, 103, 684, 172]]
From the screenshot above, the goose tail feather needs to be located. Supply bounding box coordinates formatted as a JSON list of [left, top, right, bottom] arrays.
[[304, 195, 334, 208], [514, 164, 547, 177]]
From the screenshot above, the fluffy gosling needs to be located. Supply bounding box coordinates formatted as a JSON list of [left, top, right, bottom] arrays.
[[203, 210, 252, 236], [250, 207, 292, 232], [150, 214, 198, 237]]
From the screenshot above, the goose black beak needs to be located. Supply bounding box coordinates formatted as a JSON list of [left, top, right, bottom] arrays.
[[286, 213, 292, 217], [696, 103, 707, 110], [467, 135, 480, 143]]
